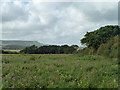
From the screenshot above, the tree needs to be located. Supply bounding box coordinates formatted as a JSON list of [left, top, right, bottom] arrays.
[[20, 44, 77, 54], [81, 25, 119, 50], [20, 45, 38, 54], [71, 45, 79, 49]]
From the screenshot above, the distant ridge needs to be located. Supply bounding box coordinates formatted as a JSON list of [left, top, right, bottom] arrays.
[[0, 40, 44, 50]]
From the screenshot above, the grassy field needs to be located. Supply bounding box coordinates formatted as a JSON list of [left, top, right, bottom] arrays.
[[2, 54, 118, 88]]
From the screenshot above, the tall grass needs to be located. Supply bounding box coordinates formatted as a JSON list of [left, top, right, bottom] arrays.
[[2, 54, 118, 88]]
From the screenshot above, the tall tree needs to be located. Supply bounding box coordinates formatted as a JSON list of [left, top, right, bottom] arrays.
[[81, 25, 119, 49]]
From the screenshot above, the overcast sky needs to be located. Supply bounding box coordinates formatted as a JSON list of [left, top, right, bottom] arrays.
[[0, 0, 118, 46]]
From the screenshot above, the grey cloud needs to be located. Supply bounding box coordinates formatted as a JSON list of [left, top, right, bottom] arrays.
[[2, 2, 118, 45], [2, 2, 29, 23], [77, 2, 118, 22]]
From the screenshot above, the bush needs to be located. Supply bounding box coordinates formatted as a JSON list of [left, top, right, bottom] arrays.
[[77, 47, 97, 56], [97, 36, 118, 58]]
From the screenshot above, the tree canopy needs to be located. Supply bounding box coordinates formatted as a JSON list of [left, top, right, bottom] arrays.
[[81, 25, 119, 49], [20, 45, 79, 54]]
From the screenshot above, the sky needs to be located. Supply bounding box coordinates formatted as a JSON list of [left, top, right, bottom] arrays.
[[0, 0, 118, 46]]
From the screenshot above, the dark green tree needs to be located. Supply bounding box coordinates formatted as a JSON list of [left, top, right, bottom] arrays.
[[20, 45, 38, 54], [81, 25, 119, 49], [20, 44, 77, 54]]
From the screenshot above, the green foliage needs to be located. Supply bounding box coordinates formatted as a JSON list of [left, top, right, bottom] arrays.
[[2, 54, 118, 88], [2, 50, 19, 54], [20, 45, 38, 54], [77, 47, 97, 56], [71, 45, 79, 49], [78, 36, 119, 58], [97, 36, 118, 58], [81, 25, 119, 49], [20, 45, 78, 54], [79, 25, 119, 58]]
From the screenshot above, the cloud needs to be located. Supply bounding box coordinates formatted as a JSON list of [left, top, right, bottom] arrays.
[[1, 1, 118, 46], [1, 2, 29, 23], [80, 2, 118, 22]]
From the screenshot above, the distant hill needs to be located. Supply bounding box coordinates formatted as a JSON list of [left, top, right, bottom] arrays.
[[0, 40, 44, 50]]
